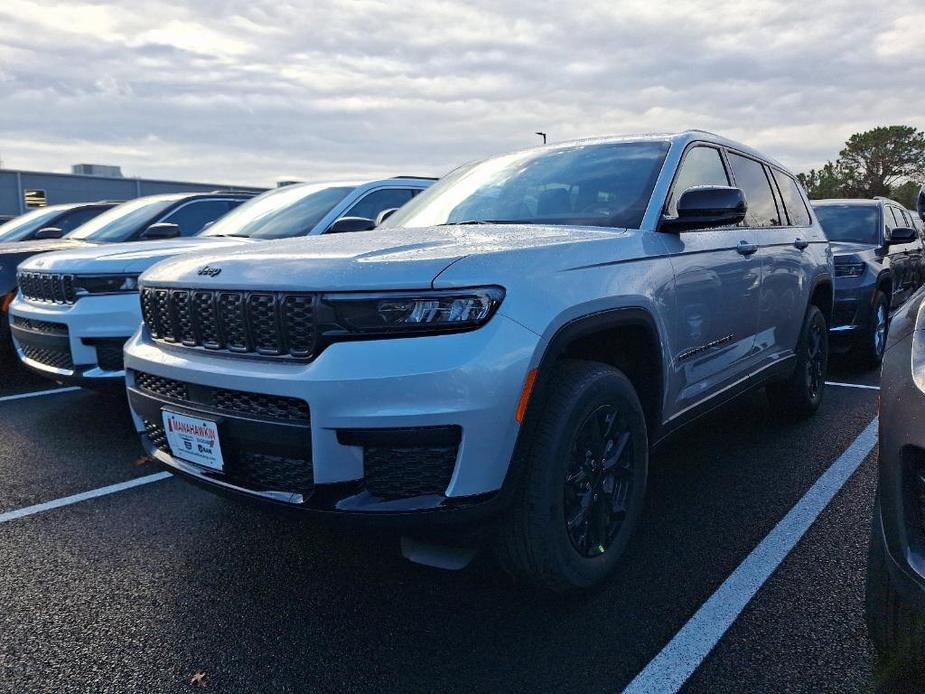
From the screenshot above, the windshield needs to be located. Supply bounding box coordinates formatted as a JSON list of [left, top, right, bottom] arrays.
[[813, 204, 881, 245], [382, 141, 671, 230], [199, 184, 355, 240], [67, 196, 179, 242], [0, 206, 68, 242]]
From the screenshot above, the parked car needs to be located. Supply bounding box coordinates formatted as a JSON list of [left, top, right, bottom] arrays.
[[0, 191, 254, 355], [8, 178, 433, 386], [0, 202, 117, 243], [812, 198, 924, 366], [123, 131, 833, 591], [866, 186, 925, 677]]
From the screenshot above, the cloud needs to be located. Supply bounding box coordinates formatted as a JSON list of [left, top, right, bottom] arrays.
[[0, 0, 922, 186]]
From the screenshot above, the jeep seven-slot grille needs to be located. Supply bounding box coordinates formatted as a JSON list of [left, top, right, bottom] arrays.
[[134, 371, 310, 423], [18, 272, 76, 304], [140, 287, 317, 359]]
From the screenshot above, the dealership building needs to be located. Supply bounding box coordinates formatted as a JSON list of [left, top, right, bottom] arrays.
[[0, 164, 264, 217]]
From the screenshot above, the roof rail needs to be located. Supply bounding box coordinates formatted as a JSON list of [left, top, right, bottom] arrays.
[[390, 176, 439, 181], [207, 189, 259, 195]]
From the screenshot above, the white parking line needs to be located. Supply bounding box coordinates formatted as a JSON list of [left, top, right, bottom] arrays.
[[0, 472, 173, 525], [0, 387, 82, 403], [623, 417, 879, 694], [825, 381, 880, 391]]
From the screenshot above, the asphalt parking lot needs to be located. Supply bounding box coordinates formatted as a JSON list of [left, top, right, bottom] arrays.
[[0, 356, 886, 693]]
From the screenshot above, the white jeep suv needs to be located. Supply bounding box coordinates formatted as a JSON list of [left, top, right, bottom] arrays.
[[124, 133, 833, 591], [10, 178, 433, 387]]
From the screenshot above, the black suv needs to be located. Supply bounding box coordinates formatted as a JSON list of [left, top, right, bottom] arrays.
[[812, 198, 924, 366], [0, 191, 254, 354]]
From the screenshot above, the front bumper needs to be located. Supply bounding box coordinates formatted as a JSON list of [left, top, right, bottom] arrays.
[[830, 275, 877, 336], [876, 329, 925, 597], [9, 293, 139, 386], [124, 314, 540, 523]]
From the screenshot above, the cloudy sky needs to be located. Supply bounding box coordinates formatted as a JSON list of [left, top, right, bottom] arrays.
[[0, 0, 923, 187]]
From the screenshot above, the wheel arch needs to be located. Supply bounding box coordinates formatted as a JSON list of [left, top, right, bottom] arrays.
[[808, 273, 834, 327]]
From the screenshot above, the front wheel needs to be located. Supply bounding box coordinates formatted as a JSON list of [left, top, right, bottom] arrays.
[[766, 304, 828, 419], [855, 290, 889, 368], [494, 360, 648, 593]]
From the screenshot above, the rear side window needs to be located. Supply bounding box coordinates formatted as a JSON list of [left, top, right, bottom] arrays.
[[883, 206, 897, 232], [344, 188, 415, 221], [728, 153, 782, 227], [160, 199, 233, 236], [771, 171, 811, 227], [667, 146, 729, 217]]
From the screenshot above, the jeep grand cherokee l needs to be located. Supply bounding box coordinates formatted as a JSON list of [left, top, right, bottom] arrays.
[[0, 191, 253, 357], [813, 198, 924, 366], [8, 178, 432, 387], [124, 131, 833, 591]]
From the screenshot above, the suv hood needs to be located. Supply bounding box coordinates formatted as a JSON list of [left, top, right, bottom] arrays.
[[18, 237, 257, 275], [0, 238, 92, 256], [141, 224, 622, 290], [829, 240, 879, 256]]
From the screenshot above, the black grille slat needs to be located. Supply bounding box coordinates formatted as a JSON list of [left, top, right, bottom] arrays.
[[17, 272, 76, 304], [218, 292, 248, 351], [12, 316, 68, 336], [140, 287, 317, 360], [21, 344, 73, 370], [364, 446, 458, 500], [134, 371, 309, 423]]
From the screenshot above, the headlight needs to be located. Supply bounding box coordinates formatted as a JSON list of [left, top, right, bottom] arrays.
[[321, 286, 504, 336], [73, 274, 140, 296], [834, 261, 865, 278]]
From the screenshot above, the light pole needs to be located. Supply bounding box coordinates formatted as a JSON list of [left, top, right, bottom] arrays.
[[535, 132, 547, 144]]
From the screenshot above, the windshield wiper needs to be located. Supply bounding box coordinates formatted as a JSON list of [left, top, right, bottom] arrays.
[[208, 233, 251, 238], [436, 219, 526, 226]]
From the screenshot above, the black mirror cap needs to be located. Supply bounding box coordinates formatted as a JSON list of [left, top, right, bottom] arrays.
[[888, 226, 918, 244], [375, 208, 400, 227], [34, 227, 64, 239], [917, 185, 924, 223], [327, 216, 376, 234], [661, 186, 748, 232], [140, 222, 181, 240]]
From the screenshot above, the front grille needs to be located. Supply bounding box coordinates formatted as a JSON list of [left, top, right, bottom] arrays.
[[21, 344, 73, 370], [134, 371, 310, 423], [93, 339, 126, 372], [12, 316, 68, 336], [140, 287, 317, 359], [18, 272, 76, 304], [143, 420, 313, 494], [364, 446, 459, 499]]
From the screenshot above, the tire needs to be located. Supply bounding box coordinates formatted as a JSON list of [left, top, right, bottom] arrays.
[[854, 290, 889, 369], [494, 359, 648, 593], [866, 510, 925, 682], [766, 304, 828, 419]]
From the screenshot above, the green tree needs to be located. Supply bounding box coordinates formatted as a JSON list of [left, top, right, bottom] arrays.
[[799, 125, 925, 203], [838, 126, 925, 198]]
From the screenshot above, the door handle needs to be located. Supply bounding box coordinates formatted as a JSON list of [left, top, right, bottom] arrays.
[[736, 241, 758, 256], [794, 238, 809, 250]]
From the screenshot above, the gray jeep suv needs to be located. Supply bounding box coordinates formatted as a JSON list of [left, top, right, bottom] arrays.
[[124, 131, 833, 591]]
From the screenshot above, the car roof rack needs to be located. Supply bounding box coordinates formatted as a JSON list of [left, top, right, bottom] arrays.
[[206, 189, 259, 195], [390, 176, 439, 181]]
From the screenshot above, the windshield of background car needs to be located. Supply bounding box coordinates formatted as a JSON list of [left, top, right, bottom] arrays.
[[0, 206, 68, 241], [199, 184, 355, 240], [381, 141, 672, 230], [67, 196, 180, 242], [813, 204, 881, 245]]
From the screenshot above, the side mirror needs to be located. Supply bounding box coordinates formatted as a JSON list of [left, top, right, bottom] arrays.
[[34, 227, 64, 239], [140, 222, 181, 240], [375, 208, 400, 227], [917, 185, 924, 222], [327, 216, 376, 234], [887, 226, 918, 244], [661, 186, 748, 233]]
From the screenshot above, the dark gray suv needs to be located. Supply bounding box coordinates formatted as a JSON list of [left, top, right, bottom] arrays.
[[813, 198, 924, 366]]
